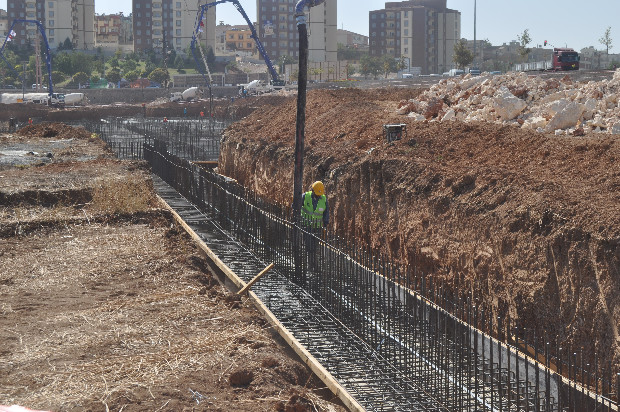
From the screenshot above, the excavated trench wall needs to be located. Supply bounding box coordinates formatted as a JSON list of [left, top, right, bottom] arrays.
[[218, 91, 620, 373]]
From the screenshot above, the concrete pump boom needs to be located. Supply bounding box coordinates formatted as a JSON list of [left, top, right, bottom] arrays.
[[191, 0, 281, 87], [0, 19, 54, 96]]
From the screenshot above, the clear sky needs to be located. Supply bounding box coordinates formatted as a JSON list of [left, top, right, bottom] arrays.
[[1, 0, 617, 52]]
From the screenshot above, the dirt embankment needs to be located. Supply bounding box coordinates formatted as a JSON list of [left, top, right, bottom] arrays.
[[219, 87, 620, 370]]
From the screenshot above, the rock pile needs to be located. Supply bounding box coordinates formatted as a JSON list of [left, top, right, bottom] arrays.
[[397, 69, 620, 135]]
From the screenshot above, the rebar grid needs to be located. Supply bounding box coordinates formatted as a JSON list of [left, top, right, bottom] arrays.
[[91, 121, 619, 412]]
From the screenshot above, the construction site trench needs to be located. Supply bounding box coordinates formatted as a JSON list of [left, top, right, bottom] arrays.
[[1, 70, 620, 411]]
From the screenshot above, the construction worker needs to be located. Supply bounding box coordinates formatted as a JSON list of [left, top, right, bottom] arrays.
[[298, 181, 329, 277], [300, 181, 329, 230]]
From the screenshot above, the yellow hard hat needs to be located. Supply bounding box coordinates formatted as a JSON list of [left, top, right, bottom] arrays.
[[311, 181, 325, 196]]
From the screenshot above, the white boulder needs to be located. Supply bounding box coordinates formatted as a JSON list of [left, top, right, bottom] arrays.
[[492, 86, 527, 120], [546, 102, 586, 132]]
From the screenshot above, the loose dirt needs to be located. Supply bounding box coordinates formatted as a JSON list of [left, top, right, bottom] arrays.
[[0, 123, 347, 412]]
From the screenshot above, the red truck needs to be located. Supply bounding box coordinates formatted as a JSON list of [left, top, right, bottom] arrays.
[[552, 48, 580, 70]]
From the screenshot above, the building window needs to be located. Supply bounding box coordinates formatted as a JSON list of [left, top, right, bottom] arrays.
[[137, 21, 141, 26], [146, 2, 150, 7], [176, 29, 181, 35], [48, 1, 53, 6], [136, 3, 140, 8], [176, 20, 181, 26], [49, 29, 54, 35], [146, 29, 150, 35], [404, 20, 408, 27], [176, 2, 181, 8], [176, 38, 181, 44], [137, 38, 141, 44], [176, 10, 181, 17], [49, 19, 54, 26], [137, 29, 141, 35]]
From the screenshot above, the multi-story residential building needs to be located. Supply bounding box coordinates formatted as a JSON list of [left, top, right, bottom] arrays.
[[95, 14, 128, 52], [0, 9, 9, 38], [225, 26, 257, 56], [132, 0, 215, 55], [337, 29, 369, 51], [5, 0, 94, 50], [256, 0, 337, 62], [369, 0, 460, 74]]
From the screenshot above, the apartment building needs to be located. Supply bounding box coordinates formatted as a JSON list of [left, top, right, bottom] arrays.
[[1, 9, 8, 38], [132, 0, 215, 55], [369, 0, 460, 74], [337, 29, 369, 51], [94, 14, 121, 51], [5, 0, 94, 50], [256, 0, 337, 62], [225, 26, 257, 56]]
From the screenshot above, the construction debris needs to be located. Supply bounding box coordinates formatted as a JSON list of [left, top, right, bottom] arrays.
[[398, 69, 620, 135]]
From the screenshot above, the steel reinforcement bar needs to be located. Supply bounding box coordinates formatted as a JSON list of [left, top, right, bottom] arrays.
[[138, 140, 618, 412]]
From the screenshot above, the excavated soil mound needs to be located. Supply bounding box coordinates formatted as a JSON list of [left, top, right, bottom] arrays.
[[16, 122, 93, 140], [219, 87, 620, 373]]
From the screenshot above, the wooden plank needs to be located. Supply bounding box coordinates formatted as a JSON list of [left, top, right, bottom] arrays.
[[157, 195, 365, 412], [237, 263, 274, 295]]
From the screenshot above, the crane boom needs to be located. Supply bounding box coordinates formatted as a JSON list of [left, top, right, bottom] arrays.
[[0, 19, 54, 95], [191, 0, 281, 87]]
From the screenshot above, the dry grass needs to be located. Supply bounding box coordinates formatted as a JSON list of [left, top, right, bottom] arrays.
[[89, 175, 157, 215]]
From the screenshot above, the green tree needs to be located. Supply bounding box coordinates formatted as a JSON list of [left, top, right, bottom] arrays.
[[124, 70, 140, 82], [290, 69, 299, 82], [106, 68, 122, 85], [517, 29, 532, 62], [206, 46, 216, 69], [452, 39, 474, 70], [277, 55, 295, 74], [72, 72, 90, 85], [51, 71, 66, 84], [360, 54, 382, 79], [54, 52, 94, 76], [120, 58, 138, 73], [599, 27, 613, 55], [382, 55, 397, 78], [148, 68, 170, 85]]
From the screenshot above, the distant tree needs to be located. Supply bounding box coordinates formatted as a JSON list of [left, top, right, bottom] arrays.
[[277, 55, 295, 74], [124, 70, 140, 82], [54, 52, 94, 76], [517, 29, 532, 62], [57, 37, 73, 51], [453, 39, 474, 70], [148, 68, 170, 85], [106, 68, 122, 85], [108, 57, 120, 69], [599, 27, 613, 55], [381, 55, 397, 78], [360, 54, 382, 79], [51, 71, 66, 84], [225, 60, 238, 72], [346, 63, 356, 78], [120, 58, 138, 73], [72, 72, 90, 85], [206, 46, 216, 69], [290, 69, 299, 82]]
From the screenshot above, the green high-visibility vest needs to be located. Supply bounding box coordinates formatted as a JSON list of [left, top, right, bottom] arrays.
[[301, 191, 326, 228]]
